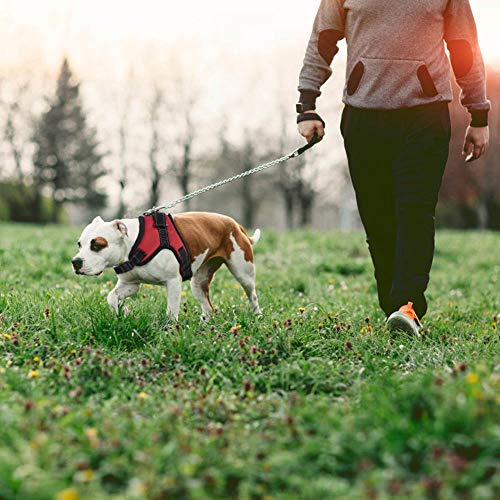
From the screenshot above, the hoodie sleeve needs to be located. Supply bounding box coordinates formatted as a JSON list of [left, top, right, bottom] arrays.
[[444, 0, 490, 126], [298, 0, 346, 109]]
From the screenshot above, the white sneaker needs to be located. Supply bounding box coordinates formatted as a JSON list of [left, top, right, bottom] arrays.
[[386, 302, 422, 335]]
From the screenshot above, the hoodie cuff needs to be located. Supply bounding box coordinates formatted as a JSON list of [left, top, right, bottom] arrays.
[[470, 109, 488, 127], [298, 90, 320, 110]]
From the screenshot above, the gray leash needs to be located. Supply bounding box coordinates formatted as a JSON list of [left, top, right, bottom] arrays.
[[143, 133, 321, 215]]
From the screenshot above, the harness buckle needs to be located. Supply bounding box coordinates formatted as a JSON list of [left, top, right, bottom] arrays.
[[152, 211, 167, 229]]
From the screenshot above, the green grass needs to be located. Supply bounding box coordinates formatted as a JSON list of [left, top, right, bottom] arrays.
[[0, 223, 498, 499]]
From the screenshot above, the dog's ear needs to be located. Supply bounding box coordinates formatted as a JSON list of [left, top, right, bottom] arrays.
[[92, 216, 103, 224], [112, 220, 128, 237]]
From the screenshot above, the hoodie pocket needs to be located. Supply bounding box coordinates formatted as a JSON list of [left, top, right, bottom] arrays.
[[347, 61, 365, 95], [417, 65, 438, 97], [345, 57, 440, 108]]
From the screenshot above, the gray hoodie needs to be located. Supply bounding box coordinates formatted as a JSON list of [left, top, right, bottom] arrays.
[[298, 0, 490, 126]]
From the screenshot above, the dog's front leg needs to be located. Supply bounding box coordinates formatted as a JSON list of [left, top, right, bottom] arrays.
[[165, 277, 182, 321], [107, 281, 139, 315]]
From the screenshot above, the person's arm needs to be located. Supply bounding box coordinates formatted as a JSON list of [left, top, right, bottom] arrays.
[[297, 0, 346, 142], [444, 0, 490, 160]]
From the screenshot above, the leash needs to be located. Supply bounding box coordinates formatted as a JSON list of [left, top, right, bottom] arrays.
[[143, 133, 321, 215]]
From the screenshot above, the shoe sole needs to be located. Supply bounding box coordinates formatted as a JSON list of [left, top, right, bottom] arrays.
[[386, 312, 420, 335]]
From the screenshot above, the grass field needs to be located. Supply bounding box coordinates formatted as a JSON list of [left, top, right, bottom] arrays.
[[0, 223, 498, 499]]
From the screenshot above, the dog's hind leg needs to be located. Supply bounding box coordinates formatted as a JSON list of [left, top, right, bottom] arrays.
[[226, 235, 261, 314], [190, 257, 223, 319], [107, 281, 139, 315]]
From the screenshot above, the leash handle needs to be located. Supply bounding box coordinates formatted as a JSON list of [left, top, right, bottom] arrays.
[[293, 132, 321, 157]]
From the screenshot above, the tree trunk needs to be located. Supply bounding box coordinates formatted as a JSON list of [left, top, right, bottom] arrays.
[[51, 198, 63, 223], [149, 168, 161, 209], [116, 179, 126, 218], [178, 141, 192, 211], [282, 188, 295, 230], [33, 188, 43, 223], [241, 175, 254, 228], [299, 193, 314, 227]]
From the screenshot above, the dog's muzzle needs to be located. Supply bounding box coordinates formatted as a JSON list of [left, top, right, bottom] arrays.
[[72, 257, 84, 273]]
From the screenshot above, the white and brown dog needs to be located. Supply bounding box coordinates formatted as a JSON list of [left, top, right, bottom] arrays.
[[72, 212, 261, 320]]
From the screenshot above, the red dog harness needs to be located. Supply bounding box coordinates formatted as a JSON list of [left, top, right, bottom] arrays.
[[114, 212, 192, 281]]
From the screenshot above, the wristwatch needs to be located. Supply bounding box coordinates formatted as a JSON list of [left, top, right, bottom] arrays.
[[296, 102, 316, 113]]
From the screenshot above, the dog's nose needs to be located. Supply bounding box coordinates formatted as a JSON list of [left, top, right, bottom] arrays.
[[72, 257, 83, 271]]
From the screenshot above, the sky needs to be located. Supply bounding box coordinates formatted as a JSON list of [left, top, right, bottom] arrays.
[[2, 0, 499, 78]]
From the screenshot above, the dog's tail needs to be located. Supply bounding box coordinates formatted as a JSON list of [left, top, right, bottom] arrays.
[[250, 228, 261, 246]]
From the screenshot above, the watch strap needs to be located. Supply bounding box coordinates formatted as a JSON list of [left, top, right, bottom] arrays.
[[297, 112, 325, 128]]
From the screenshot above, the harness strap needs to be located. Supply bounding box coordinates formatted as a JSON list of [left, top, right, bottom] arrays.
[[114, 249, 146, 275], [153, 211, 169, 248], [167, 214, 193, 281], [113, 213, 192, 280]]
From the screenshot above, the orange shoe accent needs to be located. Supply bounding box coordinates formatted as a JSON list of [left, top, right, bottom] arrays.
[[399, 302, 422, 327]]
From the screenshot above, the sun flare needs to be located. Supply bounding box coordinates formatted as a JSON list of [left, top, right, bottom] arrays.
[[0, 0, 498, 78]]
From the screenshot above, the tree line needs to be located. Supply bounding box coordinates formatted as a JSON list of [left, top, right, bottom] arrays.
[[0, 58, 499, 229]]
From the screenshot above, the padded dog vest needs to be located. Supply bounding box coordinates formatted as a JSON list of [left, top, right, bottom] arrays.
[[114, 212, 193, 281]]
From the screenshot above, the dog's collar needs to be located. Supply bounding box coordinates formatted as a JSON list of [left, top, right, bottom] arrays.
[[114, 212, 192, 281]]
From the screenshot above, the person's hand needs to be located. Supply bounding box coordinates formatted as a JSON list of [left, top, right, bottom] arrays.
[[298, 110, 325, 143], [463, 126, 489, 162]]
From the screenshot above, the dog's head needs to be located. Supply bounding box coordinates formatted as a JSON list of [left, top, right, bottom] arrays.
[[72, 216, 128, 276]]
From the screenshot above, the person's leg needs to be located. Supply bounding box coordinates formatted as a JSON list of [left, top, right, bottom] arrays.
[[390, 103, 451, 318], [340, 106, 398, 316]]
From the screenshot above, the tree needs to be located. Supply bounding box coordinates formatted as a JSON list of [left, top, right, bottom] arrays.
[[147, 86, 164, 209], [115, 84, 134, 219], [273, 107, 318, 229], [32, 58, 106, 222], [439, 69, 500, 229], [1, 79, 36, 183], [171, 105, 196, 211]]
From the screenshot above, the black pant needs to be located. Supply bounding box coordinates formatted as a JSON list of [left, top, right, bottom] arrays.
[[340, 103, 451, 318]]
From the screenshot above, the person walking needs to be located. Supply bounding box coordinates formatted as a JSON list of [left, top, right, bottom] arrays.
[[297, 0, 490, 334]]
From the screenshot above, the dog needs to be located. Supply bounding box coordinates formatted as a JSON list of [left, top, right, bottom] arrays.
[[72, 212, 261, 320]]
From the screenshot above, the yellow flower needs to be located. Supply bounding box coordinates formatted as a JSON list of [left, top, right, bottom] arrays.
[[143, 284, 153, 289], [138, 391, 148, 400], [0, 367, 5, 374], [181, 291, 186, 296], [28, 370, 39, 378], [70, 349, 76, 355], [56, 488, 79, 500], [3, 333, 11, 340], [33, 357, 40, 363], [318, 323, 324, 328], [472, 388, 483, 400], [298, 307, 305, 313], [85, 427, 98, 439], [75, 469, 94, 482], [81, 469, 94, 482], [466, 373, 479, 384]]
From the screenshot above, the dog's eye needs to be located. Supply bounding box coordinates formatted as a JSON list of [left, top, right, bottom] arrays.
[[90, 237, 108, 252], [77, 242, 81, 248], [90, 239, 102, 252]]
